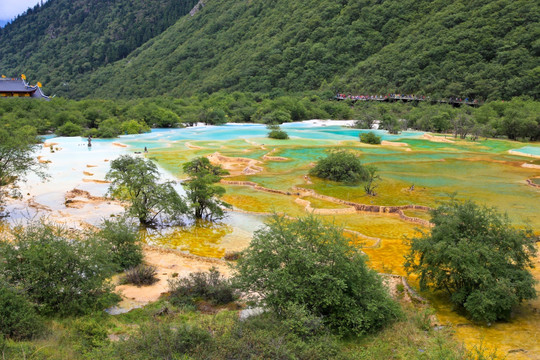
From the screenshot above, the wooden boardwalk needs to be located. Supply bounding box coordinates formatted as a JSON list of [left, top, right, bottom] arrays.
[[335, 94, 480, 107]]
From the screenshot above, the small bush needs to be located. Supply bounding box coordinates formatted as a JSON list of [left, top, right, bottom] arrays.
[[360, 131, 382, 144], [169, 268, 237, 306], [309, 149, 369, 184], [266, 123, 289, 139], [215, 313, 348, 360], [121, 265, 158, 286], [234, 215, 401, 335], [72, 318, 108, 350], [413, 309, 434, 332], [223, 251, 242, 261], [268, 129, 289, 139], [117, 323, 211, 359], [0, 222, 118, 316], [0, 282, 44, 340], [96, 217, 143, 271], [405, 199, 538, 323]]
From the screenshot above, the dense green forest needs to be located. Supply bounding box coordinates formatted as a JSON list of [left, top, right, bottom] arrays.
[[0, 0, 198, 98], [1, 95, 538, 141], [0, 0, 538, 100]]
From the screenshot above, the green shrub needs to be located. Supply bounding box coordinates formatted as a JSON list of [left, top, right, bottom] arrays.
[[72, 318, 108, 351], [169, 268, 237, 306], [0, 223, 118, 316], [96, 118, 122, 138], [182, 157, 230, 221], [261, 109, 292, 124], [84, 128, 99, 138], [107, 155, 188, 226], [96, 217, 143, 271], [223, 251, 242, 261], [412, 308, 434, 332], [117, 323, 212, 359], [235, 215, 401, 335], [281, 303, 325, 340], [215, 313, 349, 360], [121, 119, 151, 135], [268, 129, 289, 139], [309, 149, 369, 184], [360, 131, 382, 144], [0, 282, 44, 340], [56, 121, 83, 136], [122, 265, 159, 286], [405, 199, 538, 323]]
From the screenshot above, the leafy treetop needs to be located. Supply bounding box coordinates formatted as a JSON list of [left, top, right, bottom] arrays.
[[182, 157, 230, 220], [404, 199, 537, 323], [309, 149, 369, 184], [106, 155, 187, 226], [0, 125, 46, 215], [234, 214, 401, 335], [360, 132, 382, 145]]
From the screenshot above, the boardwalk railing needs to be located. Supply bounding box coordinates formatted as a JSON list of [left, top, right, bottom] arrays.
[[335, 93, 480, 107]]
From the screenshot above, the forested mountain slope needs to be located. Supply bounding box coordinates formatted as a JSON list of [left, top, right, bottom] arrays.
[[0, 0, 199, 97], [1, 0, 538, 100], [78, 0, 435, 98], [340, 0, 540, 100]]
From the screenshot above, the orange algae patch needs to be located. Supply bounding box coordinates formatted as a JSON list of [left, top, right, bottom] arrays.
[[331, 214, 424, 276], [0, 222, 12, 240]]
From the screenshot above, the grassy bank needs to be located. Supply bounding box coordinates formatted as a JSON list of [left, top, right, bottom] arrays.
[[0, 296, 490, 360]]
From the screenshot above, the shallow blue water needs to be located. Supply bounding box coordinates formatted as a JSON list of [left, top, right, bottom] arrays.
[[514, 146, 540, 156], [115, 124, 424, 147]]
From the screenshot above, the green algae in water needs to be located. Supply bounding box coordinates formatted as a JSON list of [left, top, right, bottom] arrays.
[[306, 158, 539, 229]]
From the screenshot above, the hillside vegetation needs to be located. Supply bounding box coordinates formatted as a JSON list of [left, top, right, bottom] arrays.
[[0, 0, 198, 98], [0, 0, 538, 100]]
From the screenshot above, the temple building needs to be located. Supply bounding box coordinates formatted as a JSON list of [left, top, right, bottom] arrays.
[[0, 75, 50, 100]]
